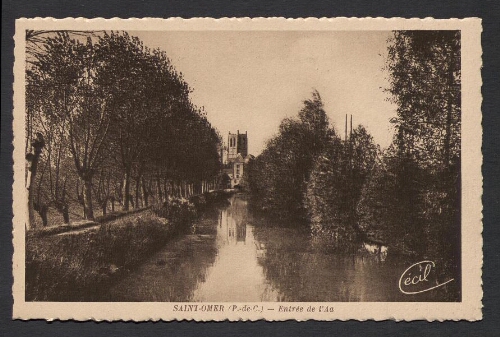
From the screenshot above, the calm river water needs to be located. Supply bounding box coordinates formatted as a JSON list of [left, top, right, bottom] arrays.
[[106, 194, 455, 302]]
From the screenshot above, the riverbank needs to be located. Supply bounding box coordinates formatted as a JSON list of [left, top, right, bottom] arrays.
[[25, 191, 233, 301], [102, 193, 459, 302], [30, 206, 153, 237]]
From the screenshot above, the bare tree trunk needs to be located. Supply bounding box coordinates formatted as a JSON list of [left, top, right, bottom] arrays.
[[135, 177, 141, 209], [76, 178, 86, 217], [26, 133, 45, 230], [60, 178, 69, 224], [39, 205, 48, 227], [116, 180, 123, 207], [122, 167, 131, 211], [164, 179, 169, 200], [142, 176, 149, 207], [62, 204, 69, 224], [83, 178, 94, 220], [102, 200, 107, 216]]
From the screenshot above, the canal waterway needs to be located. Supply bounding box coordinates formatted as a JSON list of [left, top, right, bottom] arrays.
[[105, 193, 454, 302]]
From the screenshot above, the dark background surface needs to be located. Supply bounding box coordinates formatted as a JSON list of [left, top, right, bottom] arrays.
[[1, 1, 499, 336]]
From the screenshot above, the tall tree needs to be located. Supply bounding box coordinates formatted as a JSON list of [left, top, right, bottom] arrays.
[[306, 125, 378, 245], [27, 32, 111, 220], [96, 32, 194, 210], [385, 30, 461, 171], [249, 91, 333, 221], [358, 30, 462, 259], [26, 30, 223, 227]]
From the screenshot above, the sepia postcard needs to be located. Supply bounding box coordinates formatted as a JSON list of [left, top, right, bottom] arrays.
[[12, 17, 483, 321]]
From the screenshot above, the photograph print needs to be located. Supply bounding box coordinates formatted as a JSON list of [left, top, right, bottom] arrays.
[[13, 18, 483, 321]]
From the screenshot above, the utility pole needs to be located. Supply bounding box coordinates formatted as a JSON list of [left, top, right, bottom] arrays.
[[350, 115, 352, 140], [349, 115, 354, 227], [345, 114, 348, 144], [350, 114, 353, 169]]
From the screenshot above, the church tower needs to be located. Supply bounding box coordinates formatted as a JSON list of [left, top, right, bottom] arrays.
[[223, 131, 252, 188], [227, 130, 248, 161]]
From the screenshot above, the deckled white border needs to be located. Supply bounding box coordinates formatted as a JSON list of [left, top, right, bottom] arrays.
[[12, 17, 483, 321]]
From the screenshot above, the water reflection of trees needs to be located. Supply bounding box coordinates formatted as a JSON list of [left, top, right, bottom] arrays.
[[106, 212, 219, 302], [107, 195, 457, 302], [253, 226, 452, 302]]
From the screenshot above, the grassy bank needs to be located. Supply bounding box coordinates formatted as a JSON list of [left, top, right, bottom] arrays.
[[25, 193, 229, 301]]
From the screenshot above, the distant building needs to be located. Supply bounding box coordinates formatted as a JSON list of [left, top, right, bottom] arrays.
[[227, 130, 248, 160], [222, 131, 254, 188], [218, 204, 247, 244]]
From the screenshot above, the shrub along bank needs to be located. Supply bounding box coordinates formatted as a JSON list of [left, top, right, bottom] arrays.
[[25, 193, 228, 301]]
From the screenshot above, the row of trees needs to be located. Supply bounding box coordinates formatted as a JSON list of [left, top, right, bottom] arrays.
[[248, 30, 461, 263], [26, 31, 222, 229]]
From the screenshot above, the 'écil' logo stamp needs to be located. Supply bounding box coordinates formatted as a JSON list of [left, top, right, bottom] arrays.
[[399, 260, 455, 295]]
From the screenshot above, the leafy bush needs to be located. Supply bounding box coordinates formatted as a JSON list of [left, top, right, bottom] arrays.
[[151, 197, 197, 227]]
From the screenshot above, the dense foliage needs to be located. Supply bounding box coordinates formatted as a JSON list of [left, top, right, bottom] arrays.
[[249, 31, 461, 274], [247, 91, 334, 222], [247, 91, 377, 245], [307, 125, 377, 247], [25, 31, 221, 228], [358, 31, 461, 265]]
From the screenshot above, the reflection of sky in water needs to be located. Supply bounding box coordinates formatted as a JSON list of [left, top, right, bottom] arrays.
[[192, 197, 279, 301], [106, 194, 458, 302]]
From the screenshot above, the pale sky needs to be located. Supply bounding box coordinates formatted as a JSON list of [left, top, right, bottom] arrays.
[[132, 30, 397, 155]]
